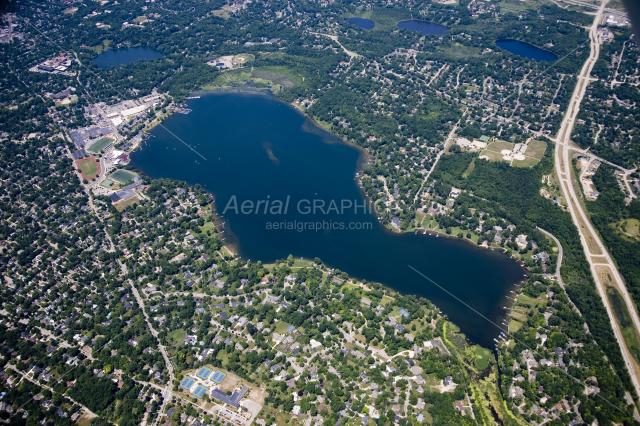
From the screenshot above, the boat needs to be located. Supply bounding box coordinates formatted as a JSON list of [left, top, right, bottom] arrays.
[[186, 96, 200, 99]]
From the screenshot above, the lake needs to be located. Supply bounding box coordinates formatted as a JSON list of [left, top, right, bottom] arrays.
[[345, 17, 375, 30], [93, 46, 164, 69], [495, 39, 558, 62], [397, 20, 450, 37], [130, 92, 526, 348]]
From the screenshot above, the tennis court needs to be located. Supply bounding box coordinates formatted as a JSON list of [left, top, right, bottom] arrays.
[[109, 169, 137, 183], [87, 137, 114, 153], [192, 384, 208, 398], [286, 326, 295, 333], [196, 366, 213, 380], [100, 179, 114, 188], [210, 371, 226, 384], [180, 376, 196, 391]]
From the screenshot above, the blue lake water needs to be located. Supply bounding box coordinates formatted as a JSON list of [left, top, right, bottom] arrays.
[[130, 92, 527, 348], [345, 17, 375, 30], [397, 20, 450, 37], [93, 46, 164, 69], [495, 39, 558, 62]]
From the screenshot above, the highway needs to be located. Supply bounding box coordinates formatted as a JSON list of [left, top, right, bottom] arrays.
[[552, 0, 640, 397]]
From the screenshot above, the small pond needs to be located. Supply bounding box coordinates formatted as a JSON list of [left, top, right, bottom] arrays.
[[397, 20, 449, 37], [93, 46, 164, 69], [495, 39, 558, 62], [345, 17, 375, 30]]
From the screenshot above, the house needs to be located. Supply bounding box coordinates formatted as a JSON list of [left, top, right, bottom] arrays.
[[445, 376, 453, 386], [516, 234, 528, 249], [455, 400, 466, 415]]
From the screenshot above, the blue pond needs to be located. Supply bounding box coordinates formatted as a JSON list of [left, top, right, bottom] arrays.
[[92, 46, 164, 69], [345, 17, 375, 30], [397, 20, 449, 37], [495, 39, 558, 62]]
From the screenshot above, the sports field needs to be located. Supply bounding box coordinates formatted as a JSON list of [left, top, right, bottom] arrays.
[[180, 376, 196, 391], [77, 157, 100, 179], [210, 371, 226, 384], [100, 179, 114, 188], [110, 169, 137, 183], [192, 384, 208, 398], [196, 366, 213, 380], [87, 137, 114, 153]]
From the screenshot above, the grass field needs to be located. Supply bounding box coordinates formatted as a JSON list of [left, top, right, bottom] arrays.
[[615, 218, 640, 240], [469, 345, 493, 370], [512, 156, 540, 168], [87, 137, 114, 153], [526, 140, 547, 159], [274, 321, 293, 334], [485, 140, 516, 153], [342, 7, 412, 32], [77, 157, 100, 178], [212, 8, 230, 19], [168, 328, 186, 346], [114, 196, 140, 212], [478, 150, 504, 162], [110, 169, 138, 183], [607, 286, 640, 363]]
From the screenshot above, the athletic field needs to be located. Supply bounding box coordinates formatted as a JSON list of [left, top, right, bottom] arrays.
[[110, 169, 137, 183], [210, 371, 226, 384], [76, 157, 100, 179], [192, 384, 208, 398], [87, 137, 114, 153], [179, 376, 196, 391], [196, 366, 213, 380]]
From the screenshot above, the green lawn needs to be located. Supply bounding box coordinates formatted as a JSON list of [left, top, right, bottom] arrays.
[[168, 328, 186, 347], [342, 7, 412, 32], [87, 137, 114, 153], [526, 140, 547, 159], [469, 345, 493, 370], [512, 156, 540, 168], [484, 140, 515, 153], [479, 149, 506, 162], [274, 321, 293, 334], [110, 169, 138, 183], [114, 196, 140, 212]]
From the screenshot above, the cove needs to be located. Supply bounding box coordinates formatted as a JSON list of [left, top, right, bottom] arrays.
[[495, 39, 558, 62], [345, 17, 375, 30], [129, 93, 526, 348], [397, 20, 449, 37], [93, 46, 164, 69]]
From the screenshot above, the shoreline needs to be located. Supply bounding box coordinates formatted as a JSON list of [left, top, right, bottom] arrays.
[[130, 90, 526, 344], [135, 88, 529, 268]]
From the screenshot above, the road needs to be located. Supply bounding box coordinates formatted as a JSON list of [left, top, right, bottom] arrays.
[[414, 109, 467, 204], [8, 364, 105, 423], [552, 0, 640, 396], [130, 284, 175, 426], [536, 227, 583, 317]]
